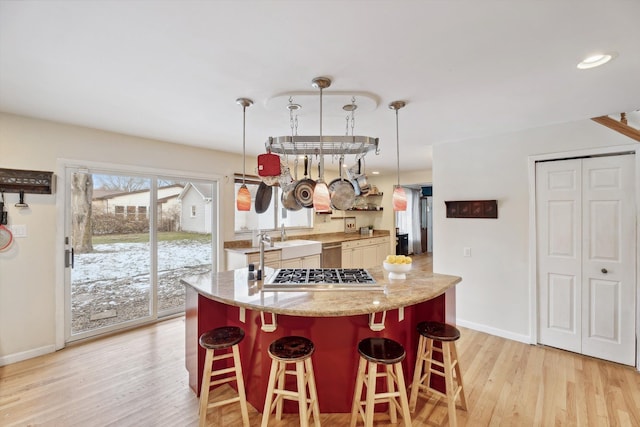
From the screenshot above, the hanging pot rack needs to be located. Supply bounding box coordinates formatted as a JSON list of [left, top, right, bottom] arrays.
[[265, 135, 379, 156], [265, 78, 380, 157]]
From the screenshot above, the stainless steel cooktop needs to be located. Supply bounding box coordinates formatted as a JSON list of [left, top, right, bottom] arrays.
[[263, 268, 380, 291]]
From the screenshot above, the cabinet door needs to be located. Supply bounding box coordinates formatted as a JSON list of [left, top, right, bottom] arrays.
[[301, 254, 321, 268], [362, 245, 377, 269], [376, 238, 391, 265], [281, 258, 302, 269], [351, 247, 364, 267], [342, 248, 353, 268]]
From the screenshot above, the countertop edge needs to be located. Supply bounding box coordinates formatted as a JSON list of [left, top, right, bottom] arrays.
[[181, 270, 461, 317]]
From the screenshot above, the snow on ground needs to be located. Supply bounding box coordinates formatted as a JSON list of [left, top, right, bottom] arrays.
[[72, 240, 212, 283], [70, 239, 212, 334]]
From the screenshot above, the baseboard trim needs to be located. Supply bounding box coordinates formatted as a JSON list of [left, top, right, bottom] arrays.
[[456, 319, 533, 344], [0, 345, 56, 367]]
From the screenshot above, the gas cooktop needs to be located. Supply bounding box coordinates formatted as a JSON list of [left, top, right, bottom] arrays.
[[263, 268, 380, 291]]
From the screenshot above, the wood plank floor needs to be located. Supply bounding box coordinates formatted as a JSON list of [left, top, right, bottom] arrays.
[[2, 255, 639, 426]]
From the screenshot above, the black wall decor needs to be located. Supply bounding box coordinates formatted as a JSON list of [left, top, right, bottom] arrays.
[[445, 200, 497, 219]]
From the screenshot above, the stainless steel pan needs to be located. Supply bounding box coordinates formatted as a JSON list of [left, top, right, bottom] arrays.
[[328, 156, 356, 210], [350, 157, 370, 196], [293, 155, 315, 208], [281, 156, 302, 211]]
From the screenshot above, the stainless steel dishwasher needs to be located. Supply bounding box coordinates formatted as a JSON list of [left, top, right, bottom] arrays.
[[321, 242, 342, 268]]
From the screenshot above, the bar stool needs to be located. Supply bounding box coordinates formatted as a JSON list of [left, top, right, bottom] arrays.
[[198, 326, 249, 427], [409, 321, 467, 427], [261, 336, 320, 427], [350, 337, 412, 427]]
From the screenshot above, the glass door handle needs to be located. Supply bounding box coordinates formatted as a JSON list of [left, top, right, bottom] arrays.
[[65, 248, 74, 268]]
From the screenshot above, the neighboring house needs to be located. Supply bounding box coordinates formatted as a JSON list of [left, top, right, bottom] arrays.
[[178, 183, 213, 234], [92, 184, 184, 229]]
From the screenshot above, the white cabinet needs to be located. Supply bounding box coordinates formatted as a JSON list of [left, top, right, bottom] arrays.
[[280, 254, 321, 269], [226, 249, 281, 271], [341, 237, 390, 269]]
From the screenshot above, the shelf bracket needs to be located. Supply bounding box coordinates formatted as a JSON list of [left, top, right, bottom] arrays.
[[369, 311, 387, 331], [260, 311, 277, 332]]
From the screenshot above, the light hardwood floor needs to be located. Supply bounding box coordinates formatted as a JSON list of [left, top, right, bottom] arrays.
[[2, 256, 639, 426]]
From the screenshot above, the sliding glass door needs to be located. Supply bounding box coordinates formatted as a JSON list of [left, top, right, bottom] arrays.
[[64, 166, 216, 341]]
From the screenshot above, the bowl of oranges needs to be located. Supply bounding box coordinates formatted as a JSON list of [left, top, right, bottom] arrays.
[[383, 255, 412, 279]]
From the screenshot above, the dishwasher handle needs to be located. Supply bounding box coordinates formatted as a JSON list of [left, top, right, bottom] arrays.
[[322, 244, 342, 249]]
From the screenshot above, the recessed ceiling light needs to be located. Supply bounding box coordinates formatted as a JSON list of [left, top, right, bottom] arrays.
[[577, 53, 615, 69], [371, 171, 380, 175]]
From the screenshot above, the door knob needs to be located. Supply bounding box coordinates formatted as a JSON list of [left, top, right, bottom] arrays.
[[601, 268, 608, 274]]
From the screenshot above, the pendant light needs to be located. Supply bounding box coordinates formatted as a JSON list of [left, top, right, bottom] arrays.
[[311, 77, 332, 212], [236, 97, 253, 211], [389, 101, 407, 211]]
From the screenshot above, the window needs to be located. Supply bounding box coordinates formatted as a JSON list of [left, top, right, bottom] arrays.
[[115, 205, 125, 217], [191, 205, 196, 217], [234, 175, 313, 233], [137, 206, 147, 218]]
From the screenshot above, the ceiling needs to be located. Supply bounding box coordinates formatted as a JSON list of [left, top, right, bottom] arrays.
[[1, 1, 639, 173]]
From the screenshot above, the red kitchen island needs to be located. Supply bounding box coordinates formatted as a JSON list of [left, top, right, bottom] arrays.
[[182, 265, 461, 414]]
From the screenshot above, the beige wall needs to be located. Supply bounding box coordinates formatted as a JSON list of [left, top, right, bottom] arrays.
[[0, 112, 423, 364], [0, 113, 242, 362]]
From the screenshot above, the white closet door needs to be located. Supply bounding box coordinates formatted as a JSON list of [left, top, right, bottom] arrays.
[[537, 159, 582, 353], [581, 155, 636, 365], [537, 154, 636, 366]]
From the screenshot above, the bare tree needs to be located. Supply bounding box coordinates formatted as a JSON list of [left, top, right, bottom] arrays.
[[72, 173, 93, 253], [96, 175, 149, 192]]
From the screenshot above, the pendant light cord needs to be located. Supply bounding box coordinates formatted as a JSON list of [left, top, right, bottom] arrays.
[[395, 108, 400, 187], [242, 104, 247, 185], [319, 85, 324, 181]]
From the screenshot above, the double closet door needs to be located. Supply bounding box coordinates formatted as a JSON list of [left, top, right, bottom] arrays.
[[537, 154, 636, 366]]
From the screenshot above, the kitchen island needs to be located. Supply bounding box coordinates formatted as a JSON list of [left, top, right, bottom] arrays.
[[182, 264, 461, 413]]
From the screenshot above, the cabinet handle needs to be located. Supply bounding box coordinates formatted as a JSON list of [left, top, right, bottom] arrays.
[[601, 268, 608, 274]]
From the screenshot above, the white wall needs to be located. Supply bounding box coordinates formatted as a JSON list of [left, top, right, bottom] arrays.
[[433, 119, 636, 343]]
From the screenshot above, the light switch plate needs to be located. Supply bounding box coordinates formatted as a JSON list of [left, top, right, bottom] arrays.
[[12, 224, 27, 237]]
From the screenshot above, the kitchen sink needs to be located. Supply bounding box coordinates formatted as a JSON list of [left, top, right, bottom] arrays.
[[273, 239, 322, 260]]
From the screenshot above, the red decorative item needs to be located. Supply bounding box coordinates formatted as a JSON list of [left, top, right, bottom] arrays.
[[257, 152, 281, 177]]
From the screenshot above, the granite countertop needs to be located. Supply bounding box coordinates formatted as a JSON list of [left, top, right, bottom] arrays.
[[181, 265, 461, 317], [225, 231, 391, 255]]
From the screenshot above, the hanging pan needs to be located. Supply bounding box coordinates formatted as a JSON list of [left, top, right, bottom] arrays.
[[255, 181, 272, 214], [0, 196, 11, 251], [349, 157, 370, 196], [293, 155, 315, 208], [0, 225, 12, 252], [328, 156, 356, 210], [281, 156, 302, 211]]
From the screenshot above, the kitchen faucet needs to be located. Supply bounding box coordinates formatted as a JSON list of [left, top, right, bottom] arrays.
[[258, 232, 273, 279]]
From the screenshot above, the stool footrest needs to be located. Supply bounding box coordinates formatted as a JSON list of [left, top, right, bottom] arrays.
[[210, 376, 238, 387]]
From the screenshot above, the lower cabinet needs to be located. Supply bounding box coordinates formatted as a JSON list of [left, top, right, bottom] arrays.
[[226, 250, 281, 271], [280, 254, 321, 269], [341, 237, 390, 269]]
